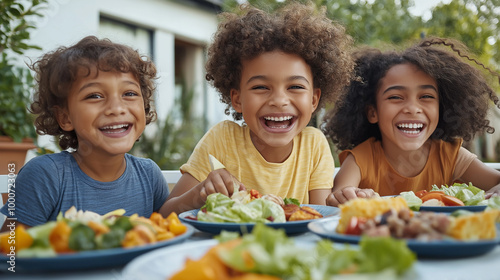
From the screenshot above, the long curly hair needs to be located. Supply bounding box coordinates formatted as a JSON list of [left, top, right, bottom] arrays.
[[322, 37, 500, 151], [205, 2, 354, 120], [30, 36, 157, 150]]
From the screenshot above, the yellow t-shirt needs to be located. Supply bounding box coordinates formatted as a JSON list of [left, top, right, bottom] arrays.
[[180, 120, 334, 204], [339, 137, 476, 196]]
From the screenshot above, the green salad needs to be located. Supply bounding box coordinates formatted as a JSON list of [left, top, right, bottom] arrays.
[[215, 224, 416, 279], [400, 183, 500, 211], [198, 193, 286, 223]]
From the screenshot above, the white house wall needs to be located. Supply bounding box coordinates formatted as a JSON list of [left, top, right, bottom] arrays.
[[24, 0, 229, 150]]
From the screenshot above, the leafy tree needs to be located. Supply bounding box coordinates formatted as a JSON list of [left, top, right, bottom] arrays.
[[223, 0, 425, 46], [425, 0, 499, 69], [223, 0, 499, 65], [0, 0, 47, 142]]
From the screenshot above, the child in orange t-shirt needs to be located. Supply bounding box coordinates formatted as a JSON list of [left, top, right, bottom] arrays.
[[322, 37, 500, 206]]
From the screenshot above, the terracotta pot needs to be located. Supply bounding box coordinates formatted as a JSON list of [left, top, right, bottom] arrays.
[[0, 136, 37, 175]]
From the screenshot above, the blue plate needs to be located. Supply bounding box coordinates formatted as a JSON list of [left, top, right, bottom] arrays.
[[419, 205, 487, 213], [179, 204, 339, 234], [307, 216, 500, 258], [0, 223, 194, 272]]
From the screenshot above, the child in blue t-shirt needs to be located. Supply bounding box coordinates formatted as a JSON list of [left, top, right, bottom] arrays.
[[0, 36, 169, 231]]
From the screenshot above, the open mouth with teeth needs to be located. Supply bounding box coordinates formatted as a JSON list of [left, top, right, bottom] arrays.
[[397, 123, 424, 135], [99, 123, 131, 134], [262, 116, 295, 130]]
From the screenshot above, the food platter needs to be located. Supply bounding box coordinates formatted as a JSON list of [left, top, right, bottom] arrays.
[[307, 216, 500, 258], [419, 205, 487, 213], [0, 224, 195, 272], [179, 204, 339, 234], [122, 233, 500, 280], [121, 239, 363, 280]]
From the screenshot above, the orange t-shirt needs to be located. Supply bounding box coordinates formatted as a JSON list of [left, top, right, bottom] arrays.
[[339, 137, 476, 196]]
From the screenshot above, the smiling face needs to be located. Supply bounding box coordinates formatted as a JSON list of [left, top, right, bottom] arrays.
[[230, 51, 320, 162], [367, 63, 439, 153], [55, 68, 146, 158]]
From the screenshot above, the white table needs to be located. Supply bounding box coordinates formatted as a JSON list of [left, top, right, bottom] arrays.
[[1, 229, 499, 280]]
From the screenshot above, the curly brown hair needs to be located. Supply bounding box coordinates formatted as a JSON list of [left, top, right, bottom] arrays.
[[205, 2, 354, 120], [29, 36, 157, 150], [322, 37, 500, 151]]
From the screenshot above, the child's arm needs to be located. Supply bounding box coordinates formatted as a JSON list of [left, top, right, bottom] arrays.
[[326, 154, 377, 206], [159, 169, 244, 215], [458, 158, 500, 198], [309, 189, 331, 205]]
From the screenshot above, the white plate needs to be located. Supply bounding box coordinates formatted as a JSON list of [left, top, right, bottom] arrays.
[[121, 238, 359, 280], [122, 231, 500, 280], [122, 239, 218, 280]]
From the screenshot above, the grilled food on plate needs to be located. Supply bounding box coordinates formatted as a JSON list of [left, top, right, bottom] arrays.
[[337, 197, 500, 241]]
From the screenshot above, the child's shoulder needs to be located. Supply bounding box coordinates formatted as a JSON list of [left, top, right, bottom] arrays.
[[124, 153, 163, 173], [301, 126, 326, 137], [125, 153, 156, 166], [206, 120, 245, 135], [214, 120, 241, 130], [295, 126, 330, 149], [18, 151, 73, 175], [26, 150, 73, 166], [431, 138, 463, 154]]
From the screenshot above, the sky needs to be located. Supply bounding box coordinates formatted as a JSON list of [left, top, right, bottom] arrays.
[[409, 0, 451, 20]]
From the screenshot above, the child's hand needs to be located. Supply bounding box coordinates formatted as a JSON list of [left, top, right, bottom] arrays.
[[485, 185, 500, 199], [326, 187, 378, 207], [198, 169, 245, 202]]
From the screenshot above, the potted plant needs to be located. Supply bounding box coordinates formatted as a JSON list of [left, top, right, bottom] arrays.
[[0, 0, 47, 174]]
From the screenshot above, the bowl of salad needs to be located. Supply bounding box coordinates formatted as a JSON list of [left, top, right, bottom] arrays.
[[179, 190, 339, 234], [400, 183, 500, 212]]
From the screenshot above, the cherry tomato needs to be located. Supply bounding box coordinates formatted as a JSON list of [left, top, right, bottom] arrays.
[[441, 195, 465, 206], [414, 190, 428, 198], [249, 189, 261, 199], [421, 192, 445, 203], [345, 217, 367, 235]]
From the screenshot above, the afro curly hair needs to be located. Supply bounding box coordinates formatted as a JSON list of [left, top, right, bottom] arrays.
[[322, 37, 500, 151], [205, 2, 354, 121]]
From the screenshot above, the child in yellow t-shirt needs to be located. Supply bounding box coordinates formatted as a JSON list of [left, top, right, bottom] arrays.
[[322, 37, 500, 206], [160, 3, 354, 214]]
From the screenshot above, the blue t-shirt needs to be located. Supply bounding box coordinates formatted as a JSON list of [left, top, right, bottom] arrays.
[[0, 151, 169, 226]]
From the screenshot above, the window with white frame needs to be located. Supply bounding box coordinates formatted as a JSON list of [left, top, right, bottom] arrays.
[[98, 16, 153, 59]]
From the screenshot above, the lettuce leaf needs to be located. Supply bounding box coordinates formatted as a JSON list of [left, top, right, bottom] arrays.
[[284, 197, 300, 206], [357, 237, 416, 275], [217, 224, 415, 279], [431, 183, 485, 206], [484, 196, 500, 210], [198, 193, 286, 223], [399, 191, 422, 211], [201, 193, 235, 212], [26, 221, 57, 249], [218, 223, 305, 276]]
